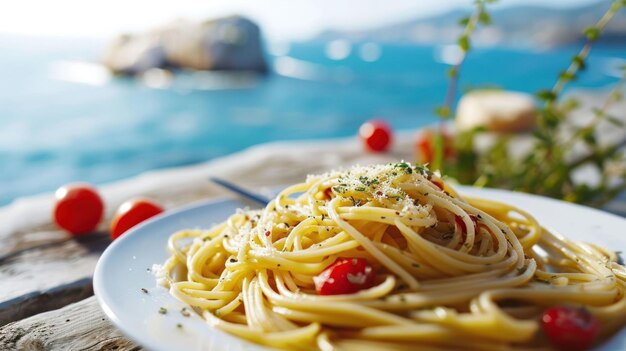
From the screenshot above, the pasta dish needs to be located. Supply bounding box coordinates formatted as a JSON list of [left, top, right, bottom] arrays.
[[158, 163, 626, 350]]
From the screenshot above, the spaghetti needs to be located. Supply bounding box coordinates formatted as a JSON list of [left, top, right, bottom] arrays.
[[158, 163, 626, 350]]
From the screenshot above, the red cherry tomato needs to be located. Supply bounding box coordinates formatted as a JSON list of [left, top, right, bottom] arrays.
[[454, 214, 479, 234], [542, 306, 600, 351], [359, 119, 393, 153], [415, 128, 455, 164], [431, 178, 445, 191], [110, 198, 164, 240], [53, 184, 104, 235], [313, 258, 376, 295]]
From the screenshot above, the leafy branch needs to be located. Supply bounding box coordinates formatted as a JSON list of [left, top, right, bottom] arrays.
[[434, 0, 626, 208], [564, 75, 625, 152], [432, 0, 497, 171], [540, 0, 624, 109], [535, 0, 624, 134], [521, 0, 625, 201]]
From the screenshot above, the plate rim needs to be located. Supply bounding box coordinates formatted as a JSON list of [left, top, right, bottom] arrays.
[[93, 196, 256, 350]]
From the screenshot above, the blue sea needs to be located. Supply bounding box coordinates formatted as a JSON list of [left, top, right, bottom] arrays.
[[1, 35, 624, 206]]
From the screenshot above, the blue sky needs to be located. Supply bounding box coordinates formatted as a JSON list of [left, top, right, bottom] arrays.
[[0, 0, 602, 41]]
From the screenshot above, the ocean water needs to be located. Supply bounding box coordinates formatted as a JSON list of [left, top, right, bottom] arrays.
[[0, 35, 624, 206]]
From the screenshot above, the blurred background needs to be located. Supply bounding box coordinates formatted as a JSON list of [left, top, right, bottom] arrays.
[[1, 0, 625, 206]]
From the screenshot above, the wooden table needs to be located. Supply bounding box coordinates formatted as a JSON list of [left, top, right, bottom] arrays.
[[1, 134, 624, 350]]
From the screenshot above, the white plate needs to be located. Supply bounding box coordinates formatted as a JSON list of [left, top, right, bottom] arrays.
[[94, 187, 626, 351]]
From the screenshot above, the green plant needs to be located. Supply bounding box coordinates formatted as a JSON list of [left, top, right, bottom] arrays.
[[433, 0, 497, 171], [433, 0, 626, 207]]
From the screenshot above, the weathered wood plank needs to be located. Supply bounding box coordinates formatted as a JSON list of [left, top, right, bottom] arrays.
[[0, 296, 140, 351], [0, 221, 120, 325], [0, 278, 93, 326], [0, 232, 107, 302]]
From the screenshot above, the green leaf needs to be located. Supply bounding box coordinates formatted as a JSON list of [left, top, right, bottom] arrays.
[[458, 35, 470, 52], [592, 107, 605, 117], [561, 98, 580, 111], [559, 70, 575, 82], [414, 163, 430, 174], [458, 17, 470, 26], [610, 90, 624, 102], [478, 11, 492, 25], [434, 106, 451, 119], [572, 55, 587, 70], [532, 129, 552, 145], [536, 90, 557, 101], [606, 115, 625, 127], [584, 26, 600, 41], [472, 126, 488, 133], [581, 128, 597, 146], [541, 109, 560, 129], [448, 67, 458, 78]]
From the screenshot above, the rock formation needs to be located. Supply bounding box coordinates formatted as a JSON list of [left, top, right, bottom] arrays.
[[102, 16, 267, 75]]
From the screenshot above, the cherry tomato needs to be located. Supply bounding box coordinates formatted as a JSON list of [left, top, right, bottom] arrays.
[[313, 258, 376, 295], [455, 214, 479, 234], [323, 187, 333, 200], [542, 306, 600, 351], [359, 119, 393, 153], [415, 128, 455, 164], [53, 184, 104, 235], [431, 178, 445, 191], [110, 198, 164, 240]]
